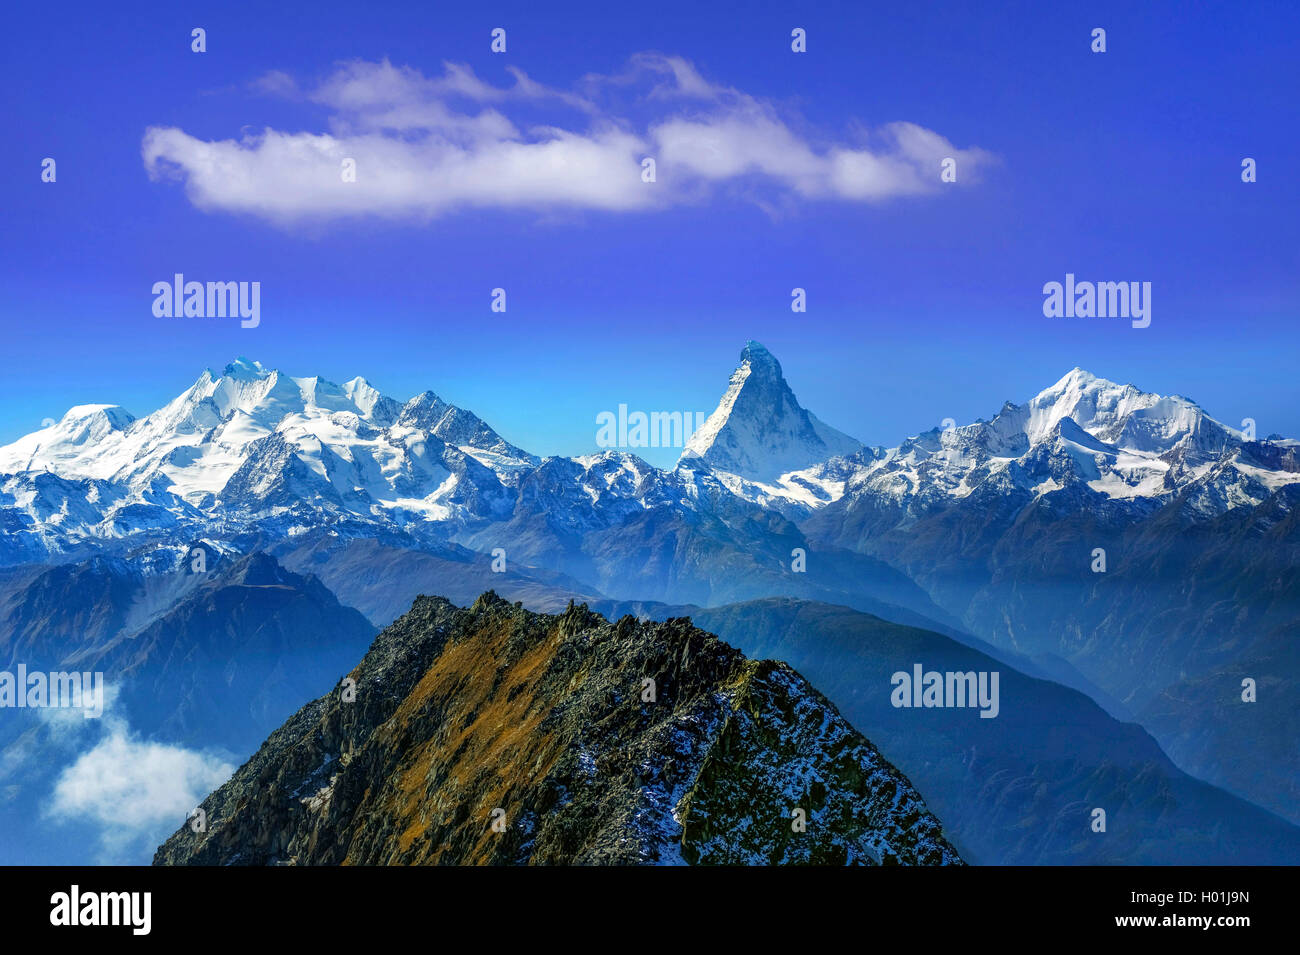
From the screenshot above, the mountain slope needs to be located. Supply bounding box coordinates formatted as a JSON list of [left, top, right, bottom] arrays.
[[0, 550, 377, 864], [0, 551, 374, 751], [273, 533, 608, 626], [154, 593, 962, 866], [800, 369, 1300, 823], [684, 598, 1300, 865]]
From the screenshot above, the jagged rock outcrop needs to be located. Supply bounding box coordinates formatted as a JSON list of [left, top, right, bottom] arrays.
[[154, 592, 961, 866]]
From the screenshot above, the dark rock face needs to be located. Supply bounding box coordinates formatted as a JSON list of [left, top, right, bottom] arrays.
[[154, 593, 961, 866]]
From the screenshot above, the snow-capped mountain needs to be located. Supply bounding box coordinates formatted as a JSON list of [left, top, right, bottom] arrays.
[[2, 345, 1296, 570], [670, 353, 1299, 523], [2, 357, 536, 498], [679, 341, 862, 483], [821, 366, 1299, 520], [0, 358, 537, 560]]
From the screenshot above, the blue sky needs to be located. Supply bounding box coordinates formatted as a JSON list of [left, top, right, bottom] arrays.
[[3, 0, 1297, 467]]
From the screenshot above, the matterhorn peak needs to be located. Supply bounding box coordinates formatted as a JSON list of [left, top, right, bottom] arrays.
[[679, 342, 862, 483], [739, 340, 782, 374]]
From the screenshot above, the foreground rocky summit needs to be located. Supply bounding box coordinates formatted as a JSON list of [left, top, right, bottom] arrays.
[[154, 593, 961, 866]]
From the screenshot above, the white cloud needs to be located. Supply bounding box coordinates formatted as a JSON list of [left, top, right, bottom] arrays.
[[143, 55, 994, 225], [46, 716, 234, 862]]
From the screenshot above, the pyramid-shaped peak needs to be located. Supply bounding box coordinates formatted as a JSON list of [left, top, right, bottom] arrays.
[[740, 340, 782, 375], [679, 342, 861, 482]]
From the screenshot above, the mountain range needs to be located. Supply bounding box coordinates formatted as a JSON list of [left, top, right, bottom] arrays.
[[2, 341, 1297, 862]]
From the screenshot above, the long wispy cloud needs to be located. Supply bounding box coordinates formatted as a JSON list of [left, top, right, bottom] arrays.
[[143, 53, 994, 224]]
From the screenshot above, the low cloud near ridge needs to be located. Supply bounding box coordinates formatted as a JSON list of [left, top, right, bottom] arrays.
[[45, 715, 234, 862], [143, 53, 994, 224]]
